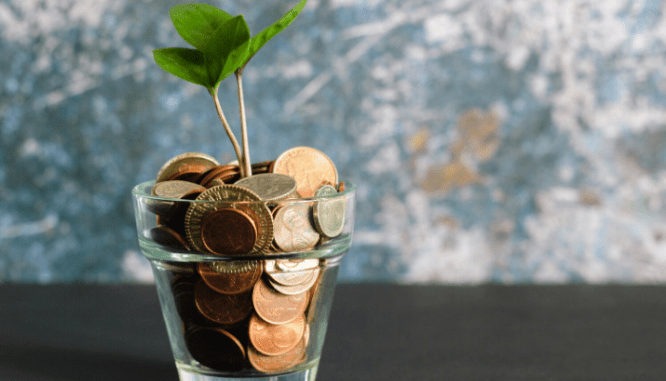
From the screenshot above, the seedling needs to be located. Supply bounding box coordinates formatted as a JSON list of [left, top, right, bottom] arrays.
[[153, 0, 308, 178]]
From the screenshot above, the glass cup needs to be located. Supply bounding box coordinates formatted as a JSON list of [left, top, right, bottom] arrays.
[[132, 180, 355, 381]]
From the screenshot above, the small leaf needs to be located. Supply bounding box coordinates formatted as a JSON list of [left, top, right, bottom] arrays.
[[170, 3, 233, 50], [153, 48, 210, 87], [241, 0, 308, 66], [201, 15, 251, 87]]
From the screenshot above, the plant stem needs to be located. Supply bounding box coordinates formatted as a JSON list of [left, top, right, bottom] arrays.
[[209, 87, 246, 177], [235, 69, 252, 178]]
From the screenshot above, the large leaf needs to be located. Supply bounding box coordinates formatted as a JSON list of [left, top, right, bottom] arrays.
[[201, 15, 251, 87], [240, 0, 308, 66], [170, 3, 233, 50], [153, 48, 210, 87]]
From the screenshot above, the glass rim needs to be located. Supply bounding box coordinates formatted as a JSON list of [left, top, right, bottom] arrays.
[[132, 180, 356, 203]]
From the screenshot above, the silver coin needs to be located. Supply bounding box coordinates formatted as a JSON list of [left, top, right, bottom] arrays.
[[265, 260, 318, 286], [268, 267, 320, 295], [234, 173, 298, 201], [272, 203, 320, 252], [275, 259, 319, 272], [312, 185, 346, 238]]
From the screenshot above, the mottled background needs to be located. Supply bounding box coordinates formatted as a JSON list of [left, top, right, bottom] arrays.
[[1, 0, 666, 283]]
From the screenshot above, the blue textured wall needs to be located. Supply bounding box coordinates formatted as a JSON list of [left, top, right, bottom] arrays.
[[1, 0, 666, 283]]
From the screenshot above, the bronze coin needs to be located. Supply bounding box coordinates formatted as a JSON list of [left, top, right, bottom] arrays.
[[185, 185, 274, 255], [338, 181, 345, 192], [194, 280, 254, 326], [248, 313, 305, 356], [185, 326, 245, 371], [252, 279, 309, 325], [198, 165, 237, 187], [150, 225, 191, 251], [200, 208, 258, 255], [198, 261, 262, 295], [157, 152, 219, 183], [248, 336, 306, 373]]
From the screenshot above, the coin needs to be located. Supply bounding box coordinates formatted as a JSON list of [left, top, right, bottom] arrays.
[[275, 259, 319, 272], [252, 278, 309, 325], [197, 165, 236, 187], [268, 267, 320, 295], [248, 335, 306, 373], [272, 203, 320, 252], [185, 326, 245, 371], [200, 208, 258, 255], [194, 280, 254, 325], [265, 260, 318, 286], [152, 180, 206, 199], [338, 181, 345, 192], [198, 261, 262, 295], [234, 173, 298, 201], [272, 147, 338, 198], [208, 260, 259, 274], [156, 152, 220, 183], [150, 225, 191, 251], [312, 184, 346, 238], [249, 313, 305, 356], [185, 185, 273, 255]]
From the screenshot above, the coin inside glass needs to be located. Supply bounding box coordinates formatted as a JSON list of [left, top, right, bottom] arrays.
[[200, 208, 257, 255], [185, 326, 246, 371], [198, 261, 262, 295]]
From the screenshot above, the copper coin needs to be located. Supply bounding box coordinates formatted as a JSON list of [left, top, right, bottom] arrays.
[[338, 181, 345, 192], [150, 225, 191, 251], [197, 165, 232, 186], [252, 278, 309, 325], [272, 203, 320, 252], [198, 261, 262, 295], [185, 326, 245, 371], [272, 147, 338, 198], [248, 336, 306, 373], [200, 208, 258, 255], [249, 313, 305, 356], [157, 152, 220, 183], [194, 280, 254, 325], [185, 185, 273, 255]]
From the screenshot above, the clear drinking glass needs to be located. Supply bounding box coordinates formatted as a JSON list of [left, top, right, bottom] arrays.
[[132, 180, 355, 381]]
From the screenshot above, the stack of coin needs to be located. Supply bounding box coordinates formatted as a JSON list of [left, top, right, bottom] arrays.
[[149, 147, 347, 256], [166, 258, 321, 373], [148, 147, 345, 374]]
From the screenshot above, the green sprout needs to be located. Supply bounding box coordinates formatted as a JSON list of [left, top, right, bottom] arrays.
[[153, 0, 308, 178]]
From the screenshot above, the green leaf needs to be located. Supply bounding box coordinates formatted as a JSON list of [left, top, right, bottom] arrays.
[[241, 0, 308, 66], [170, 3, 233, 50], [201, 15, 251, 87], [153, 48, 210, 87]]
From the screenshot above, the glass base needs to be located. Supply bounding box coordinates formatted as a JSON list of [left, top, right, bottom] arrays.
[[177, 363, 319, 381]]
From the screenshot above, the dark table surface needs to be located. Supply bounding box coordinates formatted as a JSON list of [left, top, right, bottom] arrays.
[[1, 283, 665, 380]]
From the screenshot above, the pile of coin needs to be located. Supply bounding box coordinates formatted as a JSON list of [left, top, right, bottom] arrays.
[[148, 146, 347, 256], [148, 146, 346, 373], [169, 258, 321, 373]]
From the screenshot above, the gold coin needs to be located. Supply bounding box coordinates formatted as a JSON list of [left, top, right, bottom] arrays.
[[248, 313, 305, 356], [156, 152, 220, 183], [312, 184, 346, 238], [198, 261, 262, 295], [271, 147, 338, 198], [234, 173, 298, 201], [184, 185, 273, 255], [272, 203, 320, 252], [252, 278, 309, 325]]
